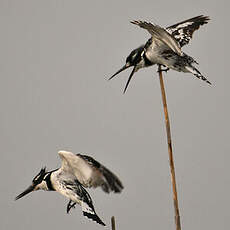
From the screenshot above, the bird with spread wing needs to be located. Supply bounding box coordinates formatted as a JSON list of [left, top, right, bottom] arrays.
[[15, 150, 123, 226], [109, 15, 210, 93]]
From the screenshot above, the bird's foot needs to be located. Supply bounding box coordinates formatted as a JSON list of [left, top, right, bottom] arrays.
[[157, 66, 169, 73], [67, 200, 76, 214]]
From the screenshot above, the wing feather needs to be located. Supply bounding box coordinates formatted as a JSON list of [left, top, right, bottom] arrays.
[[77, 154, 124, 193], [58, 151, 96, 186], [166, 15, 210, 47], [131, 20, 183, 56], [58, 151, 124, 193]]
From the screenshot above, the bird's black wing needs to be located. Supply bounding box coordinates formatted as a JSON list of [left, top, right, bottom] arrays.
[[78, 154, 124, 193], [166, 15, 210, 47]]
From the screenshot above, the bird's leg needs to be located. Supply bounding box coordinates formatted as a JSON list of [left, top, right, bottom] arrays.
[[67, 200, 76, 214], [157, 65, 169, 73]]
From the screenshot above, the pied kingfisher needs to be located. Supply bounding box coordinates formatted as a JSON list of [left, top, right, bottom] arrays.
[[15, 150, 124, 226], [109, 15, 210, 93]]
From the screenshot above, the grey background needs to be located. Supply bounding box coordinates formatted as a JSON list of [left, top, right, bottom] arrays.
[[1, 1, 229, 229]]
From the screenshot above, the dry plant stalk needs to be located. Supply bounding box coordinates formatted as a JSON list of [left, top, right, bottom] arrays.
[[158, 65, 181, 230], [111, 216, 116, 230]]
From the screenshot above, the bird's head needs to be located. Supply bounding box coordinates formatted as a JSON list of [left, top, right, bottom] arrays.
[[15, 167, 48, 200], [108, 45, 145, 93], [125, 46, 144, 67]]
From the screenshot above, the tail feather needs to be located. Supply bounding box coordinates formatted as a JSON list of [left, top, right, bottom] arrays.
[[185, 66, 211, 85], [81, 201, 106, 226], [83, 212, 106, 226]]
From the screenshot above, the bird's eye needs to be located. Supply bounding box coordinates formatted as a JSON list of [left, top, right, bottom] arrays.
[[32, 168, 46, 184], [33, 175, 40, 182], [131, 53, 137, 60], [33, 175, 41, 183]]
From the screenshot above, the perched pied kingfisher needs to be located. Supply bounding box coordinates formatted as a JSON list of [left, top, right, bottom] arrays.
[[109, 15, 210, 93], [15, 150, 124, 226]]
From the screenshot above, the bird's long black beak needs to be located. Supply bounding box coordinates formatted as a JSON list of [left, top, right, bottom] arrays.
[[123, 66, 137, 94], [15, 185, 35, 200], [108, 63, 131, 80]]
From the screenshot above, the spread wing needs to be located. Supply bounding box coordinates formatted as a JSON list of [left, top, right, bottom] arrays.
[[58, 151, 124, 193], [166, 15, 210, 47], [77, 154, 124, 193], [131, 20, 183, 56]]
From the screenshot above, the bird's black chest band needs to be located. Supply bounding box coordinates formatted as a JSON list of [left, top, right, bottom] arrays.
[[143, 53, 153, 66], [45, 173, 55, 191]]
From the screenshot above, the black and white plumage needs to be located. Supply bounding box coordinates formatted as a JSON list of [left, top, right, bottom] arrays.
[[74, 154, 123, 193], [109, 15, 210, 93], [166, 15, 209, 48], [15, 150, 124, 226]]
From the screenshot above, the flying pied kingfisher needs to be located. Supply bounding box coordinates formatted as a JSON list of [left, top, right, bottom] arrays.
[[109, 15, 210, 93], [15, 150, 124, 226]]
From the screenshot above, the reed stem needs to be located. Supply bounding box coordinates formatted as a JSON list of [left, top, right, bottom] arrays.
[[158, 65, 181, 230]]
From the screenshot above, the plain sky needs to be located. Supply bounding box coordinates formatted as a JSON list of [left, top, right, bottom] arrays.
[[0, 1, 229, 230]]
